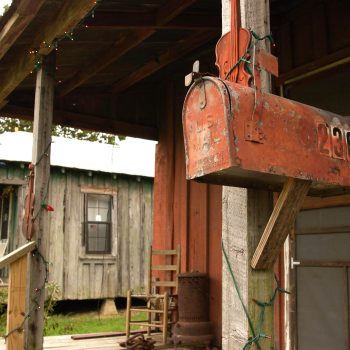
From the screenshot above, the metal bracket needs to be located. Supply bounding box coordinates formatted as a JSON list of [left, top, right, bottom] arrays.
[[198, 81, 206, 110], [185, 60, 207, 109], [245, 48, 279, 144], [245, 121, 265, 143], [291, 257, 300, 269], [185, 60, 200, 87]]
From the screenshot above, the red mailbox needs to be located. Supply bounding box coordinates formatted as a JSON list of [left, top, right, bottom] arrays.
[[183, 76, 350, 196]]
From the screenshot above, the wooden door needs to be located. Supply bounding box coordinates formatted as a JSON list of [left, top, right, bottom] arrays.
[[294, 206, 350, 349]]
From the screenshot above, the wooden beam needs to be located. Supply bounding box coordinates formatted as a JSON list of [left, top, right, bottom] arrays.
[[56, 0, 197, 97], [222, 1, 276, 349], [2, 104, 158, 141], [84, 11, 220, 30], [277, 46, 350, 86], [302, 193, 350, 210], [0, 241, 36, 270], [112, 30, 218, 93], [251, 178, 311, 270], [26, 53, 55, 350], [0, 0, 46, 60], [0, 0, 97, 105]]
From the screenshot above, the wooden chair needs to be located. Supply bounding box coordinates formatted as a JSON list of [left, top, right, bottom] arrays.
[[125, 245, 180, 344]]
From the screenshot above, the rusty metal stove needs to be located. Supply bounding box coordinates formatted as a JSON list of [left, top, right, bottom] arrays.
[[172, 272, 213, 348]]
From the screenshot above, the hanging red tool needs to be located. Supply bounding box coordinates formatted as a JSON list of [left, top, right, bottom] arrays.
[[215, 0, 251, 85], [22, 163, 35, 240]]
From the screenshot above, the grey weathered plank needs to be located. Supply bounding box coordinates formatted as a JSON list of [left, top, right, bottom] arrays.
[[117, 177, 130, 295], [128, 180, 142, 293]]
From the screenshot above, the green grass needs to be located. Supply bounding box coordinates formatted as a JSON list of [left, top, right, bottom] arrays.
[[0, 311, 146, 337]]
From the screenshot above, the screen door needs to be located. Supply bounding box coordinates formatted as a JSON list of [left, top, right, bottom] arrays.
[[295, 207, 350, 350]]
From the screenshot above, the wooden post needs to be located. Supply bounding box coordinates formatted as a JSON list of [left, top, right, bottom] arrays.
[[25, 53, 55, 350], [221, 1, 275, 349]]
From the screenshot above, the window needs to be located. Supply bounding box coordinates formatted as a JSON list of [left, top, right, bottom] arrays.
[[84, 193, 112, 254]]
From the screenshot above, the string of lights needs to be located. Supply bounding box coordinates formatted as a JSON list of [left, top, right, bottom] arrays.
[[28, 0, 102, 74], [224, 30, 275, 81]]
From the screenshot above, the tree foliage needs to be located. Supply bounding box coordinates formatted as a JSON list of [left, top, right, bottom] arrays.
[[1, 3, 10, 16], [0, 117, 122, 144]]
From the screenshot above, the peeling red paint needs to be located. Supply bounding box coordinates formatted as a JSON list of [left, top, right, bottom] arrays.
[[183, 76, 350, 196]]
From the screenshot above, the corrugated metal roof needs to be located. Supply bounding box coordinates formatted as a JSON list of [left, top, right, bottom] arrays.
[[0, 131, 156, 177]]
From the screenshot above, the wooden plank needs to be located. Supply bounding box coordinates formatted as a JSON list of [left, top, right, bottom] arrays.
[[1, 105, 158, 141], [151, 265, 177, 271], [0, 179, 26, 185], [298, 261, 350, 267], [84, 11, 219, 30], [0, 0, 46, 60], [128, 181, 141, 293], [26, 53, 55, 350], [251, 178, 311, 270], [142, 180, 153, 290], [112, 30, 218, 93], [56, 0, 196, 97], [277, 46, 350, 86], [152, 249, 177, 255], [80, 186, 118, 195], [117, 178, 130, 296], [173, 100, 189, 274], [153, 281, 176, 287], [188, 181, 208, 273], [47, 173, 65, 294], [152, 83, 175, 256], [0, 0, 97, 105], [130, 308, 164, 314], [138, 181, 146, 292], [208, 184, 222, 346], [64, 172, 80, 299], [0, 241, 35, 270], [130, 322, 162, 327], [302, 194, 350, 210], [7, 254, 28, 350]]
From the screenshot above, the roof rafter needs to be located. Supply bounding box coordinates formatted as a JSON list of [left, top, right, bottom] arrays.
[[0, 0, 46, 60], [0, 0, 98, 105], [2, 104, 158, 141], [84, 11, 219, 31], [112, 30, 219, 93], [56, 0, 197, 97]]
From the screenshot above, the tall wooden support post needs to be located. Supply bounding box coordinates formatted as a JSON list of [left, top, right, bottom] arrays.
[[221, 1, 275, 349], [26, 53, 55, 350]]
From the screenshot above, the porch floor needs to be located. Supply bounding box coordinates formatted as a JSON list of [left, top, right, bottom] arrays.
[[0, 334, 173, 350]]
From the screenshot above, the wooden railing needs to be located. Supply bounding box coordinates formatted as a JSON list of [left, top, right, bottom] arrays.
[[0, 241, 36, 349]]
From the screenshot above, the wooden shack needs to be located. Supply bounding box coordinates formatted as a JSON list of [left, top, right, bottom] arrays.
[[0, 132, 155, 300]]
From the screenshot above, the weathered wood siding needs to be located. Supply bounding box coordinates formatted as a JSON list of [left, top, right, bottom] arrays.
[[2, 163, 153, 300]]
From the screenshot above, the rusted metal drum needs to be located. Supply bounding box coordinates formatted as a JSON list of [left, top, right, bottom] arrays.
[[173, 272, 213, 347], [183, 76, 350, 196]]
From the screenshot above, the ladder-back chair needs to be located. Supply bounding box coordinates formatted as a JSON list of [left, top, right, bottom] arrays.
[[125, 245, 180, 344]]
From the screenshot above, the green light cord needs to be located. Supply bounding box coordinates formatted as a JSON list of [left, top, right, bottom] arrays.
[[222, 241, 290, 349], [225, 30, 274, 81], [222, 241, 260, 349]]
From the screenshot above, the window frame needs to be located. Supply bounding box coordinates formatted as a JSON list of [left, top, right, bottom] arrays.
[[83, 192, 112, 255]]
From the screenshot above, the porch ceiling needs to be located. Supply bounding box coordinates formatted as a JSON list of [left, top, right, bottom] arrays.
[[0, 0, 221, 140]]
